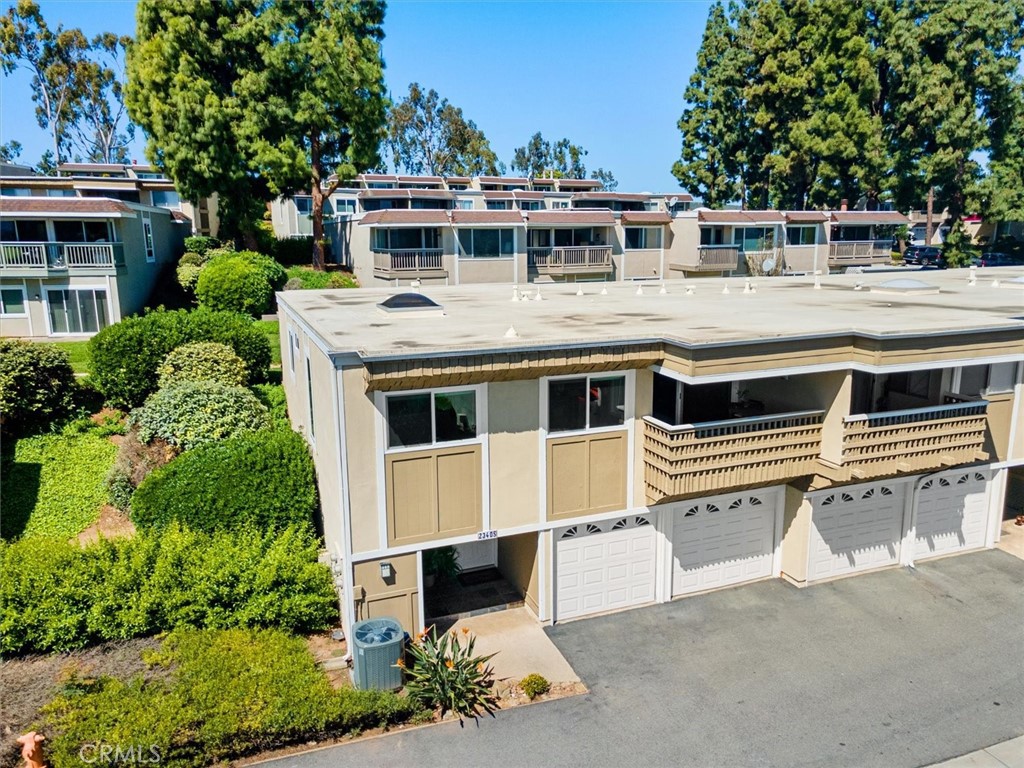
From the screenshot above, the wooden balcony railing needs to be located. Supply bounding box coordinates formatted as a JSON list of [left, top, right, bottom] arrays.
[[372, 248, 444, 275], [643, 410, 825, 502], [528, 245, 612, 273], [839, 400, 988, 478], [828, 239, 893, 263], [0, 241, 123, 270], [694, 245, 742, 271]]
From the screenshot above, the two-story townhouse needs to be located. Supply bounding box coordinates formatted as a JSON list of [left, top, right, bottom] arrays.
[[278, 270, 1024, 639], [271, 174, 914, 286], [0, 196, 185, 337]]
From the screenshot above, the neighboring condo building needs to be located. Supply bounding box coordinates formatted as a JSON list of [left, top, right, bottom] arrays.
[[278, 271, 1024, 640], [0, 163, 199, 337], [269, 174, 910, 285]]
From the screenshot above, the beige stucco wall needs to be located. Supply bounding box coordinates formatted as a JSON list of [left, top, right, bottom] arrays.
[[308, 344, 343, 554], [780, 485, 812, 585], [984, 392, 1015, 463], [457, 257, 516, 284], [488, 379, 541, 530], [342, 365, 381, 555], [497, 532, 540, 615], [665, 216, 701, 272], [634, 368, 653, 507], [622, 249, 663, 280], [353, 552, 420, 634]]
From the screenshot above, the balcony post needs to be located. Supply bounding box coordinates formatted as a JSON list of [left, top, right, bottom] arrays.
[[819, 370, 853, 465], [779, 487, 813, 586]]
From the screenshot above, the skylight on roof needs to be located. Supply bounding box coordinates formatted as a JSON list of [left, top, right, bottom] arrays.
[[376, 292, 444, 316], [870, 278, 939, 296]]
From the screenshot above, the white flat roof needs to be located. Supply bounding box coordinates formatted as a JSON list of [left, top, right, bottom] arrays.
[[277, 270, 1024, 361]]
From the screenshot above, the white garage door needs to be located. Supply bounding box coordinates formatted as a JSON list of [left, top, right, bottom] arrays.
[[556, 515, 657, 620], [810, 483, 906, 581], [672, 491, 778, 597], [914, 471, 989, 560]]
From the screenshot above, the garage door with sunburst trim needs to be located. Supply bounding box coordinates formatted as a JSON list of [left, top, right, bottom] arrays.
[[914, 471, 989, 560], [672, 491, 778, 597], [809, 483, 905, 581], [555, 516, 657, 621]]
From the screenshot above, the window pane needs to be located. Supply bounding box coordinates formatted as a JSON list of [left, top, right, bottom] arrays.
[[434, 391, 476, 442], [1, 220, 16, 240], [47, 290, 70, 333], [957, 366, 988, 397], [84, 221, 109, 242], [472, 228, 499, 257], [625, 228, 643, 249], [77, 290, 98, 334], [15, 220, 46, 241], [1, 288, 24, 314], [95, 290, 109, 330], [458, 229, 472, 256], [548, 378, 587, 432], [987, 363, 1014, 394], [387, 393, 432, 448], [500, 229, 513, 254], [54, 220, 85, 242], [590, 376, 626, 428]]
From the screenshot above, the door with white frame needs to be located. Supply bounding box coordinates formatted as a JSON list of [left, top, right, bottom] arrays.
[[46, 287, 111, 335]]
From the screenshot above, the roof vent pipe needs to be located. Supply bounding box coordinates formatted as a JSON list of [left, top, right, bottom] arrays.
[[636, 284, 644, 296], [813, 270, 822, 290], [840, 198, 849, 212]]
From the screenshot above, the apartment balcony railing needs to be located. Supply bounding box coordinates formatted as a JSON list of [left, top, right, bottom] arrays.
[[372, 248, 444, 276], [0, 241, 124, 271], [693, 244, 742, 271], [643, 410, 825, 502], [835, 400, 988, 479], [828, 239, 893, 265], [528, 245, 613, 274]]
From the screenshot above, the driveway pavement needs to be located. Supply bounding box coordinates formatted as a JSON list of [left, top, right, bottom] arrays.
[[265, 550, 1024, 768]]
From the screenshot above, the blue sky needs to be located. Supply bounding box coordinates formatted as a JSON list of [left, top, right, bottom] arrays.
[[0, 0, 712, 192]]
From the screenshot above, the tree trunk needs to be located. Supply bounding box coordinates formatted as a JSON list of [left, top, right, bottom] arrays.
[[310, 132, 325, 272]]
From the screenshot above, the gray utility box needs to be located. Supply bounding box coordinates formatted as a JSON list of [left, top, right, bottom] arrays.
[[351, 617, 405, 691]]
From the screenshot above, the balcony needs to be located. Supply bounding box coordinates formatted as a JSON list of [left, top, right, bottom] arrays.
[[692, 245, 742, 272], [828, 239, 893, 267], [528, 245, 612, 274], [372, 248, 445, 278], [832, 401, 989, 480], [643, 410, 825, 503], [0, 241, 124, 272]]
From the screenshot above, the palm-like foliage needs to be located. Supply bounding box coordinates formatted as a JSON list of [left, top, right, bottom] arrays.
[[400, 625, 497, 720]]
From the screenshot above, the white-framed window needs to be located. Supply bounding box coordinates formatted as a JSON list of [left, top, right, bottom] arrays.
[[151, 190, 181, 209], [547, 374, 627, 434], [786, 225, 817, 246], [624, 226, 662, 250], [486, 200, 510, 210], [955, 363, 1016, 396], [305, 356, 315, 441], [46, 287, 109, 334], [518, 200, 543, 211], [455, 199, 474, 210], [385, 386, 480, 449], [0, 286, 27, 316], [53, 219, 111, 243], [333, 198, 356, 214], [551, 200, 570, 209], [142, 217, 155, 262], [287, 326, 299, 376], [457, 228, 514, 258]]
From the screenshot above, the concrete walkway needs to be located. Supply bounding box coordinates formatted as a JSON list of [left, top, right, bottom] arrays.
[[457, 607, 579, 683], [931, 735, 1024, 768], [997, 520, 1024, 561]]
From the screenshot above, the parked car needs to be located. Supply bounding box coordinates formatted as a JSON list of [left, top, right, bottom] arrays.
[[903, 245, 943, 266], [977, 252, 1024, 267]]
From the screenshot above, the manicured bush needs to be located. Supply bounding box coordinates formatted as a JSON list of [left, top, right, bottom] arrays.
[[40, 628, 419, 768], [0, 339, 78, 434], [175, 262, 203, 292], [0, 523, 336, 654], [234, 250, 287, 291], [183, 235, 219, 255], [89, 308, 272, 408], [195, 255, 273, 317], [403, 626, 497, 720], [131, 429, 317, 533], [284, 266, 358, 290], [284, 277, 304, 291], [129, 381, 270, 451], [520, 673, 550, 699], [178, 251, 209, 267], [252, 383, 290, 429], [157, 342, 247, 388], [1, 427, 118, 540]]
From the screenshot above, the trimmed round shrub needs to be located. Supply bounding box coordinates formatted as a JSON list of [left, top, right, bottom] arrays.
[[283, 277, 304, 291], [233, 250, 287, 291], [89, 308, 272, 408], [183, 235, 220, 255], [157, 342, 247, 388], [0, 339, 78, 434], [131, 429, 318, 533], [129, 381, 271, 451], [196, 256, 273, 317], [176, 262, 203, 292], [179, 251, 209, 267]]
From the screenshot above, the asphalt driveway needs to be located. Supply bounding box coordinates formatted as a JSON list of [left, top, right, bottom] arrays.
[[266, 550, 1024, 768]]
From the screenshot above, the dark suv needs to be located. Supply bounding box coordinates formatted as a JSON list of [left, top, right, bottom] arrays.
[[903, 245, 943, 266], [978, 252, 1024, 267]]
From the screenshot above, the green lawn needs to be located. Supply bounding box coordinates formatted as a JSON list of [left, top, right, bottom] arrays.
[[48, 340, 92, 375], [255, 319, 282, 367], [1, 427, 118, 540]]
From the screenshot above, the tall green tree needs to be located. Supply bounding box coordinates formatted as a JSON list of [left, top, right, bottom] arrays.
[[386, 82, 502, 177], [0, 140, 21, 162], [1, 0, 91, 167], [71, 33, 135, 164], [510, 131, 612, 182], [127, 0, 269, 242]]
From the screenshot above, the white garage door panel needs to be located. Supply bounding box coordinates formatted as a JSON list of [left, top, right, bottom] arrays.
[[810, 484, 905, 581], [556, 517, 657, 620], [914, 472, 989, 560], [672, 492, 777, 597]]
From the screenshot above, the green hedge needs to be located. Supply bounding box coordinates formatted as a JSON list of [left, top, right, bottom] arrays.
[[195, 251, 287, 317], [0, 339, 78, 434], [0, 524, 336, 655], [132, 429, 317, 533], [157, 342, 248, 388], [129, 381, 270, 451], [89, 309, 272, 408], [183, 235, 219, 255], [41, 628, 419, 768]]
